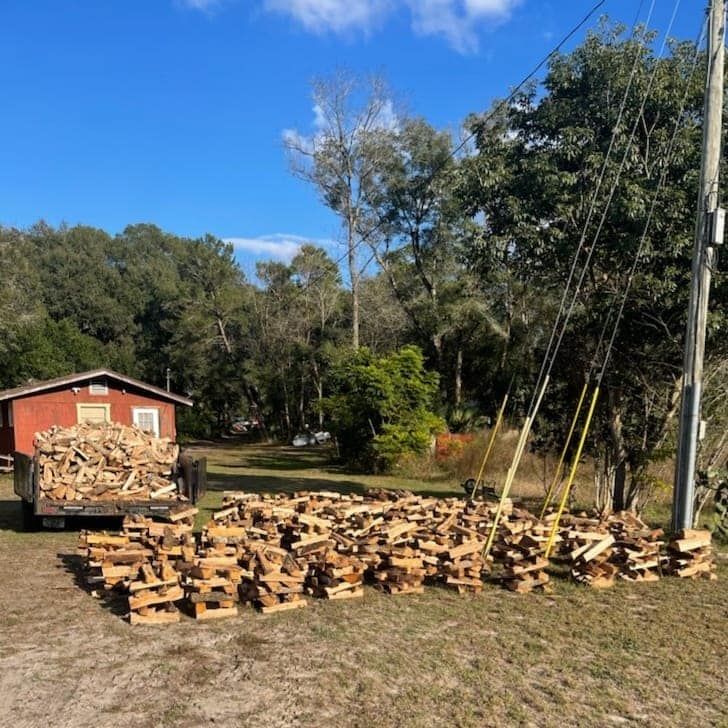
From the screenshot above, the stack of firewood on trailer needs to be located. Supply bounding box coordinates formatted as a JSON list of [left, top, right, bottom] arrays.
[[36, 423, 181, 501], [74, 489, 718, 625]]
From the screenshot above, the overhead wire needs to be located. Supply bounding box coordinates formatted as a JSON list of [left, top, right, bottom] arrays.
[[527, 0, 653, 416], [542, 11, 708, 558], [484, 0, 685, 559], [286, 0, 609, 298]]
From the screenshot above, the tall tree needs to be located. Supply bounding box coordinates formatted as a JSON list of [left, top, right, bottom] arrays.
[[365, 118, 491, 409], [463, 24, 719, 512], [285, 72, 396, 349]]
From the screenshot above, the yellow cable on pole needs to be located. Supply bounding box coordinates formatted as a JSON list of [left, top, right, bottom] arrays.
[[482, 375, 550, 560], [471, 392, 509, 498], [543, 386, 600, 559], [539, 380, 589, 519]]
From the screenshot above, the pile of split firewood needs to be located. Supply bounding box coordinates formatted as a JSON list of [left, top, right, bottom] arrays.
[[206, 490, 553, 600], [553, 511, 719, 588], [77, 507, 197, 624], [72, 490, 721, 625], [666, 529, 717, 580], [36, 422, 180, 501]]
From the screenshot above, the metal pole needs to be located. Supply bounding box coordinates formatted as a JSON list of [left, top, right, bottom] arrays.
[[166, 368, 171, 393], [673, 0, 725, 532]]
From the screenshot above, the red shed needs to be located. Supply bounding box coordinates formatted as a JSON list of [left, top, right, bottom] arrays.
[[0, 369, 193, 457]]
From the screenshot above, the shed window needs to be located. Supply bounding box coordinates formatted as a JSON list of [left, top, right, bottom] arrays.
[[89, 379, 108, 396], [77, 403, 111, 424], [7, 402, 12, 427], [132, 407, 160, 437]]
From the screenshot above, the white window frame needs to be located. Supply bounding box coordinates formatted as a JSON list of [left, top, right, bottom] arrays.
[[76, 403, 111, 424], [89, 379, 109, 396], [132, 407, 160, 437]]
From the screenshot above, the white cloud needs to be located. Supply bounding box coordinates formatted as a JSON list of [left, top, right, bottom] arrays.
[[262, 0, 522, 52], [180, 0, 222, 10], [264, 0, 390, 34], [407, 0, 521, 53], [225, 233, 335, 263]]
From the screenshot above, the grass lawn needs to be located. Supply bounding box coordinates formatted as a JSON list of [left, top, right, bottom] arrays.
[[0, 441, 726, 727]]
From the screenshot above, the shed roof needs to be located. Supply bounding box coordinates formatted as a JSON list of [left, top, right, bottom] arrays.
[[0, 369, 193, 407]]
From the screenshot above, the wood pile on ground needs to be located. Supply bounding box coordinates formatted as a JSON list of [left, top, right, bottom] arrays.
[[128, 561, 184, 625], [209, 490, 558, 596], [71, 491, 720, 625], [77, 530, 153, 594], [554, 511, 665, 588], [238, 544, 308, 613], [665, 529, 716, 580], [77, 507, 199, 621], [306, 550, 365, 600], [180, 556, 242, 620], [490, 506, 552, 593], [122, 508, 198, 563], [35, 422, 181, 501]]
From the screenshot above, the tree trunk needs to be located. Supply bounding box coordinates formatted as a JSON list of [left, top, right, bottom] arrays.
[[282, 378, 292, 440], [594, 452, 615, 515], [607, 388, 631, 512], [432, 333, 443, 369], [311, 358, 324, 429], [348, 223, 360, 350], [454, 348, 463, 408], [299, 371, 306, 430], [352, 272, 360, 350]]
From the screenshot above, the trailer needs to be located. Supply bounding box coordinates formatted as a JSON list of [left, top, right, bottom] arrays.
[[14, 449, 206, 529]]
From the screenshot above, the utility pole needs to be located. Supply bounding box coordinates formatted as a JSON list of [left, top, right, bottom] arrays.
[[673, 0, 726, 531], [165, 368, 171, 393]]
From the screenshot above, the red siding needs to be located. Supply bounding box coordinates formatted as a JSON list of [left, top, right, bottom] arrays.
[[5, 379, 178, 455]]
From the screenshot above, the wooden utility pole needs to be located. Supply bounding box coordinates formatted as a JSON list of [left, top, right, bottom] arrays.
[[673, 0, 726, 531]]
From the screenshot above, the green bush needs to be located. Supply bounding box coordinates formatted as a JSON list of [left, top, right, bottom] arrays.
[[325, 346, 445, 471]]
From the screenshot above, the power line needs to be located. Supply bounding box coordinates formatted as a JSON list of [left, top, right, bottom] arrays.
[[528, 0, 655, 413], [539, 0, 683, 397], [482, 0, 686, 558], [289, 0, 609, 297]]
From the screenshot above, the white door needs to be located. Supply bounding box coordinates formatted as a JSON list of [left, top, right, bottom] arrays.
[[132, 407, 160, 437]]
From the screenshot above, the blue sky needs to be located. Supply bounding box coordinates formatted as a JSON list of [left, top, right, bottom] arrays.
[[0, 0, 705, 273]]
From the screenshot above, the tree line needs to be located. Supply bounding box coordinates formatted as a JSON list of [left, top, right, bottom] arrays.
[[2, 21, 728, 513]]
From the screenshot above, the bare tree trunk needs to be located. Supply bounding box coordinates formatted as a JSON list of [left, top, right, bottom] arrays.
[[311, 358, 324, 429], [432, 333, 443, 368], [282, 378, 292, 440], [348, 218, 360, 350], [594, 451, 615, 514], [299, 371, 306, 430], [351, 272, 360, 350], [216, 317, 232, 355], [607, 388, 631, 511], [454, 348, 463, 408]]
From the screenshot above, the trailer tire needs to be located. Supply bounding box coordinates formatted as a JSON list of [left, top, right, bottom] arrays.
[[21, 499, 39, 531]]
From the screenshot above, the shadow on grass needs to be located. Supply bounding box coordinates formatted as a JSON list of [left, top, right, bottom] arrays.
[[0, 499, 22, 531], [211, 443, 341, 473], [57, 551, 129, 618], [205, 470, 467, 501]]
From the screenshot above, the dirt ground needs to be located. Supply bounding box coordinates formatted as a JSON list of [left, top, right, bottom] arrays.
[[1, 443, 727, 728]]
